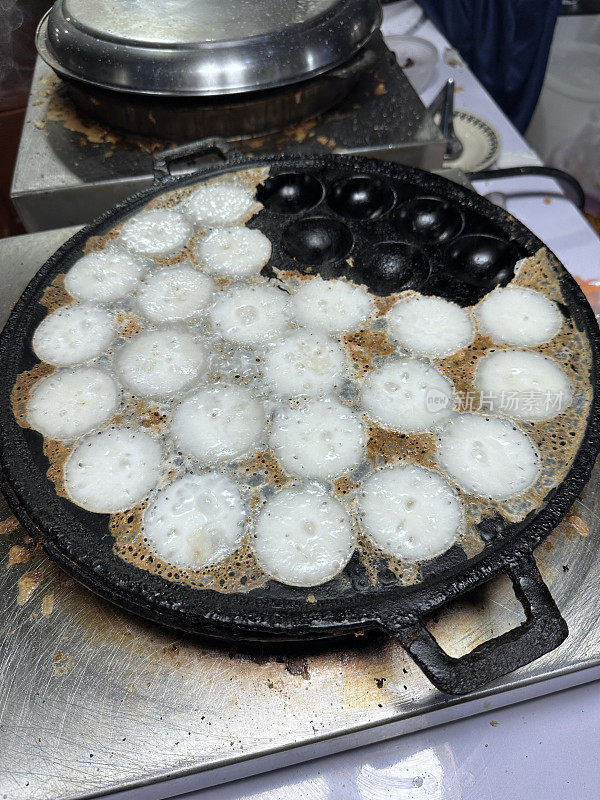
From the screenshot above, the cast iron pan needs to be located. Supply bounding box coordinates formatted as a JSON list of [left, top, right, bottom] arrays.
[[1, 139, 599, 695]]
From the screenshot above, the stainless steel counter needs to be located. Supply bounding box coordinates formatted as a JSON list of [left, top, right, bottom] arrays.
[[0, 227, 599, 800]]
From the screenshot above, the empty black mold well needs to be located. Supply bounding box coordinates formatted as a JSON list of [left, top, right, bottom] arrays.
[[327, 176, 395, 220], [397, 197, 464, 244], [445, 234, 523, 289], [257, 173, 324, 214], [282, 217, 354, 265], [368, 241, 431, 293]]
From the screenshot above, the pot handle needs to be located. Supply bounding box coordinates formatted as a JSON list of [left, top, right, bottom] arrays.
[[152, 137, 237, 183], [380, 553, 568, 695]]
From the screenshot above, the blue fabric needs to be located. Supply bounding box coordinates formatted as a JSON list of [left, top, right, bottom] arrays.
[[417, 0, 561, 131]]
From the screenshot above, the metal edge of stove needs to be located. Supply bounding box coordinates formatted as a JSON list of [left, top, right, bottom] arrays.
[[102, 664, 600, 800], [11, 57, 446, 233], [0, 225, 599, 800], [12, 176, 156, 234]]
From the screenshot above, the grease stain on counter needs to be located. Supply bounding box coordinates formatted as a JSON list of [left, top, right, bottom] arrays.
[[41, 592, 55, 618], [17, 570, 43, 605], [52, 651, 75, 677], [7, 545, 30, 568], [0, 515, 20, 535]]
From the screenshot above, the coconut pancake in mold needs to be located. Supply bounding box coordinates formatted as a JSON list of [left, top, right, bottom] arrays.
[[32, 303, 116, 366], [120, 207, 193, 258], [64, 427, 162, 513], [475, 349, 573, 421], [270, 397, 365, 480], [475, 285, 562, 346], [136, 264, 215, 323], [436, 414, 540, 500], [27, 367, 120, 441], [64, 246, 146, 303], [358, 464, 463, 561], [361, 359, 454, 432], [115, 329, 206, 399], [172, 384, 266, 464], [251, 484, 356, 587], [209, 283, 292, 345], [186, 182, 262, 227], [197, 227, 271, 278], [292, 275, 374, 334], [143, 472, 246, 570], [386, 294, 475, 357], [261, 329, 347, 398]]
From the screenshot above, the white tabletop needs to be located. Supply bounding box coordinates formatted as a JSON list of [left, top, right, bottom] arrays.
[[188, 680, 600, 799], [176, 4, 600, 798]]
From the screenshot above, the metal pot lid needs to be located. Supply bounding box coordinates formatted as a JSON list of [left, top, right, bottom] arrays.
[[36, 0, 382, 97]]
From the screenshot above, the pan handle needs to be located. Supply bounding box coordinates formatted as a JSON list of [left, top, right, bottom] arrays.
[[152, 137, 237, 183], [466, 166, 586, 211], [380, 553, 568, 695]]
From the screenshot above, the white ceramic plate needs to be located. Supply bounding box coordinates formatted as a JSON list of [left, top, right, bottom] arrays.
[[443, 110, 501, 172], [385, 34, 438, 94]]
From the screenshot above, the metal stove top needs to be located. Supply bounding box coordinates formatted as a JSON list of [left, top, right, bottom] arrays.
[[11, 37, 445, 232], [0, 226, 599, 800]]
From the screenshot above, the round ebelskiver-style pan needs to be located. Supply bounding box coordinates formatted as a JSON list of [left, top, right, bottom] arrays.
[[1, 138, 599, 696]]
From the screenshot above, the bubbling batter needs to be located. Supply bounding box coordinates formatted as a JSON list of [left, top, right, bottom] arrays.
[[16, 169, 589, 589], [64, 427, 162, 513], [475, 285, 562, 346], [143, 473, 246, 569], [251, 485, 356, 587], [359, 464, 463, 561], [436, 414, 540, 500]]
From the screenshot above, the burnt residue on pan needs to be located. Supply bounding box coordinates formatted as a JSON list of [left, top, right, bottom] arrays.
[[39, 274, 72, 312]]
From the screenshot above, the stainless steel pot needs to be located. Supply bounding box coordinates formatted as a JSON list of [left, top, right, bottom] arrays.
[[36, 0, 382, 96]]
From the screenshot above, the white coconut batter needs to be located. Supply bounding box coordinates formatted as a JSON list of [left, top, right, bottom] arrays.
[[358, 464, 463, 561], [143, 472, 245, 569], [64, 247, 145, 303], [186, 182, 261, 227], [436, 413, 540, 500], [209, 283, 291, 345], [172, 384, 265, 464], [361, 359, 453, 432], [270, 398, 365, 480], [386, 294, 474, 357], [196, 227, 271, 278], [475, 349, 573, 421], [116, 329, 206, 398], [136, 264, 215, 322], [27, 367, 120, 441], [475, 285, 563, 346], [64, 427, 162, 513], [120, 208, 193, 258], [292, 276, 374, 334], [251, 485, 356, 586], [32, 303, 115, 366], [262, 330, 346, 398], [26, 172, 577, 583]]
